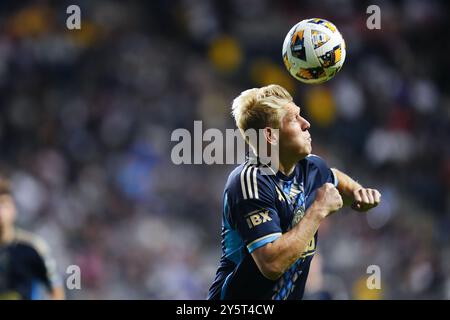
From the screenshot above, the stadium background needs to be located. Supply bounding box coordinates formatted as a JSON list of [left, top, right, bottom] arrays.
[[0, 0, 449, 299]]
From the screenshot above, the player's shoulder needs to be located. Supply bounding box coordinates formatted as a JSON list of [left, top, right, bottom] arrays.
[[302, 153, 334, 174], [303, 153, 329, 167], [302, 153, 338, 187], [13, 228, 51, 259], [225, 161, 275, 201]]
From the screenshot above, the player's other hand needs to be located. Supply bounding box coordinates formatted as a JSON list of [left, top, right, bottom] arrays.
[[312, 183, 343, 219], [351, 188, 381, 212]]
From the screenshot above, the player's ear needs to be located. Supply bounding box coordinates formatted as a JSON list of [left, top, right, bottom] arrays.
[[263, 127, 279, 146]]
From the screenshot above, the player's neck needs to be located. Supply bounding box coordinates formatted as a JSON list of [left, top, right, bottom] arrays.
[[278, 158, 297, 177], [0, 226, 14, 244]]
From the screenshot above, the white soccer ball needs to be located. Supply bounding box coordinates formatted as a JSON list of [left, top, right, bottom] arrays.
[[282, 18, 346, 84]]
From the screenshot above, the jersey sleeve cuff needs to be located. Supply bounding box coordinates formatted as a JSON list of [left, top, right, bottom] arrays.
[[246, 233, 282, 253], [331, 168, 339, 187]]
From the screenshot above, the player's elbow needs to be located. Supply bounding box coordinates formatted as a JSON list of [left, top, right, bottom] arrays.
[[252, 243, 285, 280], [258, 261, 284, 281], [261, 269, 283, 281]]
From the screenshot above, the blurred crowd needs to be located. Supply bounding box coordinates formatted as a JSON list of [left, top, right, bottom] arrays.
[[0, 0, 449, 299]]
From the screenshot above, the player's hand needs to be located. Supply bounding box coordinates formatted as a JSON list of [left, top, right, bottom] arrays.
[[312, 183, 343, 219], [351, 188, 381, 212]]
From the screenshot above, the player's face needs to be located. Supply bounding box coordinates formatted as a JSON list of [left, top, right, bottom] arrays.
[[278, 102, 312, 159], [0, 195, 16, 231]]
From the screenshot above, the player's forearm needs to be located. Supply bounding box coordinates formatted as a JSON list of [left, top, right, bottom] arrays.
[[332, 168, 362, 205], [255, 205, 324, 280]]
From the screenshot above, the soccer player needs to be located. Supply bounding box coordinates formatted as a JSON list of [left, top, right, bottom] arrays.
[[208, 84, 381, 300], [0, 177, 65, 300]]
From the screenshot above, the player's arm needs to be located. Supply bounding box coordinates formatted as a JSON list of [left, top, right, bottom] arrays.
[[49, 286, 65, 300], [331, 168, 381, 211], [251, 183, 342, 280]]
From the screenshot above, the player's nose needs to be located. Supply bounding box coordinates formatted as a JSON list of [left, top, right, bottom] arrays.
[[301, 116, 310, 131]]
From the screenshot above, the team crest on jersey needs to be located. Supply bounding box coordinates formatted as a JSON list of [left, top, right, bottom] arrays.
[[290, 206, 305, 229]]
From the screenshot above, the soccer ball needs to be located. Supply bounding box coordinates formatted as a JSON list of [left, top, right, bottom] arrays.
[[282, 18, 346, 84]]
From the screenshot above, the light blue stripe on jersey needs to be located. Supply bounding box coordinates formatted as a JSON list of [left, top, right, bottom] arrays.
[[282, 180, 293, 195], [247, 233, 281, 253], [223, 192, 244, 265]]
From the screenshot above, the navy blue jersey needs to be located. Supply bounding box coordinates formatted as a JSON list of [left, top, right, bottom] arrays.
[[208, 154, 338, 300], [0, 229, 61, 300]]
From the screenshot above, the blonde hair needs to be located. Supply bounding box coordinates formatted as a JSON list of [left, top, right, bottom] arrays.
[[231, 84, 292, 133]]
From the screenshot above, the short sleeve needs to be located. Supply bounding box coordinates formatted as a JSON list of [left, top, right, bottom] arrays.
[[227, 165, 282, 253], [306, 154, 338, 187]]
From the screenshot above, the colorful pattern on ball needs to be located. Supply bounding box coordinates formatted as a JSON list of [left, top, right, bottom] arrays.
[[282, 18, 346, 84]]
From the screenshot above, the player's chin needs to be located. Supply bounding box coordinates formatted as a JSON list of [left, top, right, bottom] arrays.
[[298, 146, 312, 159], [303, 142, 312, 155]]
